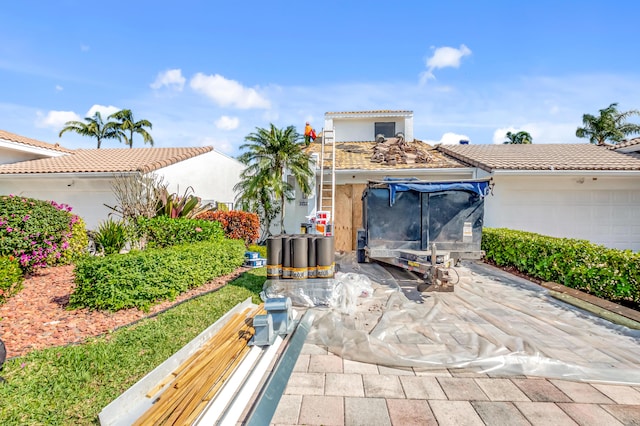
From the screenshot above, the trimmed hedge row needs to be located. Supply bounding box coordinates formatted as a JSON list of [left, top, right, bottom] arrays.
[[135, 216, 225, 249], [482, 228, 640, 304], [0, 256, 23, 304], [70, 238, 246, 311]]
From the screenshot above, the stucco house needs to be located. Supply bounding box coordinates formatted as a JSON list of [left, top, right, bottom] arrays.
[[283, 111, 640, 252], [0, 130, 244, 229]]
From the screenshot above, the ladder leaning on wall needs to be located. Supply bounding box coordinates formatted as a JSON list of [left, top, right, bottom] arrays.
[[318, 127, 335, 236]]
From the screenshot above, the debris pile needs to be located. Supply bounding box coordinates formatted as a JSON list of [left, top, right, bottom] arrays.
[[370, 134, 433, 165]]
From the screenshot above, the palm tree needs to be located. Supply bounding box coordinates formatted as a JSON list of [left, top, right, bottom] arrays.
[[237, 124, 313, 234], [108, 109, 154, 148], [58, 112, 119, 149], [234, 170, 280, 241], [576, 103, 640, 146], [503, 130, 532, 144]]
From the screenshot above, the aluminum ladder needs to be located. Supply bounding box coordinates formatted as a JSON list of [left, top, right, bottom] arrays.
[[318, 128, 335, 235]]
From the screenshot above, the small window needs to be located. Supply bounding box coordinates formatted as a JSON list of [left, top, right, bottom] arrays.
[[374, 122, 396, 139]]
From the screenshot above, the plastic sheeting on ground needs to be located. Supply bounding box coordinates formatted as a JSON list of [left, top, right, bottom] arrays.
[[303, 253, 640, 385]]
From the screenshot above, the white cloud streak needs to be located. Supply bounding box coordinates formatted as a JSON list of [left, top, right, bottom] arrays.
[[215, 115, 240, 130], [150, 69, 186, 91], [37, 110, 80, 128], [190, 73, 270, 109], [420, 44, 472, 84]]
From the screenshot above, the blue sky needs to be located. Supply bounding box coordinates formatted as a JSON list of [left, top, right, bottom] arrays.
[[1, 0, 639, 156]]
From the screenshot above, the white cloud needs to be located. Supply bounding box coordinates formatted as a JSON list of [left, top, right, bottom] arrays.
[[493, 127, 520, 144], [215, 115, 240, 130], [36, 110, 80, 128], [86, 104, 121, 119], [80, 44, 90, 52], [55, 85, 63, 92], [150, 69, 186, 91], [425, 132, 471, 145], [190, 73, 270, 109], [420, 44, 472, 84], [199, 136, 234, 154]]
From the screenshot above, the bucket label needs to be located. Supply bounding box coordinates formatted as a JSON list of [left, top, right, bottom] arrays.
[[291, 267, 308, 280], [316, 263, 334, 278], [307, 266, 317, 279], [282, 266, 292, 279], [266, 264, 282, 278]]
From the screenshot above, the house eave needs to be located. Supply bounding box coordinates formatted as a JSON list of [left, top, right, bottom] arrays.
[[0, 171, 139, 179], [491, 169, 640, 177]]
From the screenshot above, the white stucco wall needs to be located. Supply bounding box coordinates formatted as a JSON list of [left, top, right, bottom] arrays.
[[0, 145, 66, 165], [0, 175, 118, 230], [484, 173, 640, 251], [330, 118, 408, 142], [157, 150, 244, 208]]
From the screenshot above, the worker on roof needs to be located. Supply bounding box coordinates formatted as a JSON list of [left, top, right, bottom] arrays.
[[304, 122, 316, 146]]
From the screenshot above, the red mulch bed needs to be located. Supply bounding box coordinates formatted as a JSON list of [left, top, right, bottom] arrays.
[[0, 265, 249, 359]]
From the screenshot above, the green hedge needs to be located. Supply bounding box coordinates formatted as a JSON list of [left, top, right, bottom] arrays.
[[70, 238, 245, 311], [0, 256, 23, 304], [482, 228, 640, 304], [135, 216, 224, 249]]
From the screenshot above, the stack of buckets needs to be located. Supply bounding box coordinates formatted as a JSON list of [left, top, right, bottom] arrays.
[[266, 234, 335, 280]]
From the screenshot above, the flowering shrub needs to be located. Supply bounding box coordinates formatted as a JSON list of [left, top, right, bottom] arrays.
[[0, 195, 79, 272], [135, 216, 224, 248], [56, 216, 89, 265], [0, 255, 23, 304], [196, 210, 260, 246]]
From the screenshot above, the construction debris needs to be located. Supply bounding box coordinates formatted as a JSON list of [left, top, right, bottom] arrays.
[[370, 135, 433, 165]]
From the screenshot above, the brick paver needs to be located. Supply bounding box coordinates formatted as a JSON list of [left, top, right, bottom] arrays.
[[308, 353, 344, 373], [514, 402, 579, 425], [298, 395, 344, 426], [549, 380, 614, 404], [363, 374, 405, 398], [386, 399, 437, 425], [511, 378, 573, 402], [284, 372, 324, 395], [344, 397, 391, 426], [437, 377, 490, 401], [601, 404, 640, 425], [325, 373, 365, 397], [471, 401, 531, 426], [557, 402, 624, 425], [428, 400, 485, 426], [271, 394, 302, 425], [399, 376, 447, 400], [343, 358, 379, 374], [474, 378, 531, 402], [591, 383, 640, 404]]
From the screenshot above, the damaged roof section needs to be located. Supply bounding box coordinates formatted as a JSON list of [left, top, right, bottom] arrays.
[[304, 136, 466, 171]]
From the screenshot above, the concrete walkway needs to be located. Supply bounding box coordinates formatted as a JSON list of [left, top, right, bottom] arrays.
[[269, 261, 640, 425]]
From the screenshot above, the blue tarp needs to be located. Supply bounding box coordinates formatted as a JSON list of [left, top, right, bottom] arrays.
[[385, 180, 491, 206]]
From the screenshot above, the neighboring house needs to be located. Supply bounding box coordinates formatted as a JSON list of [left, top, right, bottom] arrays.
[[284, 111, 475, 251], [0, 130, 244, 229], [438, 143, 640, 252]]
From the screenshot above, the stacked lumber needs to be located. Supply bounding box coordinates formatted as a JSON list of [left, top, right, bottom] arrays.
[[133, 305, 265, 425]]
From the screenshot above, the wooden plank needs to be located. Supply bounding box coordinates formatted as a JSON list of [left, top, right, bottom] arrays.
[[351, 184, 366, 251], [334, 184, 353, 251]]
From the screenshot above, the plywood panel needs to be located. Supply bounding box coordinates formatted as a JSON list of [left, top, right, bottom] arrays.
[[334, 185, 353, 251], [351, 184, 366, 250]]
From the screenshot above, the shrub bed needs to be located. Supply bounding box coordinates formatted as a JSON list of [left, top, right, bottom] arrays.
[[482, 228, 640, 304], [196, 211, 259, 246], [0, 256, 23, 304], [70, 238, 245, 311], [135, 216, 224, 249], [0, 195, 84, 272]]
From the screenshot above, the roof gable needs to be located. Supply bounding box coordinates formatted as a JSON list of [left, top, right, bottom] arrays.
[[0, 146, 214, 175], [437, 143, 640, 172], [0, 129, 74, 154]]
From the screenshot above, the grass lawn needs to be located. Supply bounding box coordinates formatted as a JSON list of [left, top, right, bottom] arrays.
[[0, 268, 266, 426]]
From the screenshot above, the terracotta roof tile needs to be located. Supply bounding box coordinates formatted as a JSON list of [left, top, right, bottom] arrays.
[[437, 143, 640, 172], [0, 129, 74, 153], [0, 146, 213, 175], [304, 139, 466, 171], [611, 137, 640, 149]]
